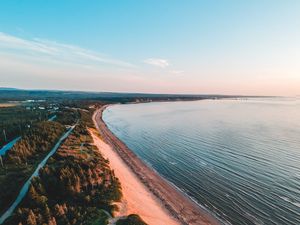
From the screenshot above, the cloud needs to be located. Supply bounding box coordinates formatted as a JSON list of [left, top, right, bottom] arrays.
[[0, 32, 58, 54], [144, 58, 170, 68], [0, 32, 136, 68]]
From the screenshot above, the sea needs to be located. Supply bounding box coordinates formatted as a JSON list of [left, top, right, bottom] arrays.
[[103, 98, 300, 225]]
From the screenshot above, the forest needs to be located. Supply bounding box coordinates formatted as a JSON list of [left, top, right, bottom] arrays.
[[0, 106, 51, 147], [4, 122, 120, 224], [0, 104, 147, 225], [0, 121, 66, 214]]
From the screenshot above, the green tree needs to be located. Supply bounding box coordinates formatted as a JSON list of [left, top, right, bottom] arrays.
[[116, 214, 147, 225]]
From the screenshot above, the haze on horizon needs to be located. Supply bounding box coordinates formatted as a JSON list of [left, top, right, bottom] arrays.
[[0, 1, 299, 96]]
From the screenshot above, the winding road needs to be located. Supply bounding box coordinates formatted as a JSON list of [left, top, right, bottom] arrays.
[[0, 137, 21, 156]]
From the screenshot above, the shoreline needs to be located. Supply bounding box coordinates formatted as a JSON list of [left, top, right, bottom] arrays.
[[92, 105, 222, 225]]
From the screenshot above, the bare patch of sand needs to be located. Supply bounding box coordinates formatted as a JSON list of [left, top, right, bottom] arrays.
[[0, 103, 18, 108], [90, 130, 180, 225]]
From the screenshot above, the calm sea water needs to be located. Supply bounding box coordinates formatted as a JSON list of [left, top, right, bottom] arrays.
[[103, 98, 300, 225]]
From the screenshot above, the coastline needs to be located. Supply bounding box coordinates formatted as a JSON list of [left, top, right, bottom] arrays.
[[92, 105, 221, 225]]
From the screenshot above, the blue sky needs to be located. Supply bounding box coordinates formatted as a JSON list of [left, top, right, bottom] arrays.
[[0, 0, 299, 95]]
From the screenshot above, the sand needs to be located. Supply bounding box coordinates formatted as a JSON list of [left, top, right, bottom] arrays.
[[91, 105, 222, 225], [90, 130, 179, 225], [0, 103, 17, 108]]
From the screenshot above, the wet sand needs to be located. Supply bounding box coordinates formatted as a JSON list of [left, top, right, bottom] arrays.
[[92, 105, 221, 225]]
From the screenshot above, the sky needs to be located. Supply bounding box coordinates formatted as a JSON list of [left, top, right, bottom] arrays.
[[0, 0, 299, 96]]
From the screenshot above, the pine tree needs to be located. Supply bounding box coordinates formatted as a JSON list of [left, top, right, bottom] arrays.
[[26, 210, 37, 225]]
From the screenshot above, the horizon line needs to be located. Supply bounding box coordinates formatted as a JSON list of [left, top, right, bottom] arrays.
[[0, 86, 285, 98]]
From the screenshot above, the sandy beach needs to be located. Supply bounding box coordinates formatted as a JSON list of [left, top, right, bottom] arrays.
[[92, 105, 221, 225], [90, 129, 179, 225]]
